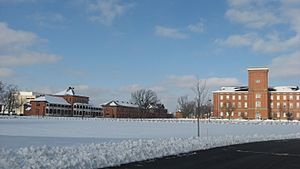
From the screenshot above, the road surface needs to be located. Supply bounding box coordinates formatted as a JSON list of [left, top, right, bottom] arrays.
[[108, 139, 300, 169]]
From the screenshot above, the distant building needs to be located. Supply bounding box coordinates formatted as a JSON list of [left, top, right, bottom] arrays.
[[102, 100, 171, 118], [15, 91, 43, 115], [213, 67, 300, 120], [25, 87, 102, 117]]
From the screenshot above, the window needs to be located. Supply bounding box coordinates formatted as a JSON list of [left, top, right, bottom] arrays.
[[256, 101, 261, 108], [283, 113, 286, 118], [290, 103, 293, 109], [289, 95, 293, 100], [231, 112, 234, 116], [220, 112, 223, 116], [277, 95, 280, 100], [256, 93, 261, 99], [283, 102, 287, 108], [220, 102, 223, 107], [244, 102, 248, 108], [220, 95, 223, 100], [297, 103, 300, 109], [232, 102, 236, 107], [256, 79, 261, 83], [238, 102, 241, 108], [270, 102, 273, 108], [277, 102, 280, 108], [270, 95, 273, 100], [297, 95, 300, 100], [226, 95, 229, 100], [297, 113, 300, 118], [238, 112, 241, 116], [277, 112, 280, 118], [244, 95, 248, 100], [238, 95, 241, 100], [244, 112, 248, 116], [226, 102, 229, 108], [232, 95, 235, 100], [283, 95, 287, 100]]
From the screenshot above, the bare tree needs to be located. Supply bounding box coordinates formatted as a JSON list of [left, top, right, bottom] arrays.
[[177, 95, 195, 118], [193, 79, 210, 137], [131, 89, 160, 111], [2, 84, 20, 115], [0, 81, 5, 113]]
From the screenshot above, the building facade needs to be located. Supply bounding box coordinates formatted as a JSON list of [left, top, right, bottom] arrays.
[[102, 100, 171, 118], [25, 87, 102, 117], [213, 68, 300, 120]]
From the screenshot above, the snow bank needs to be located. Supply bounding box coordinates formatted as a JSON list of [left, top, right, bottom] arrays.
[[1, 133, 300, 169]]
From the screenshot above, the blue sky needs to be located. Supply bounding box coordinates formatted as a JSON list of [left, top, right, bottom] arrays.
[[0, 0, 300, 111]]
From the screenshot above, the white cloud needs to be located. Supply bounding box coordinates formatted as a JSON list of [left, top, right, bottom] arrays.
[[270, 51, 300, 78], [0, 52, 61, 67], [0, 22, 62, 77], [187, 21, 204, 33], [88, 0, 133, 25], [218, 33, 257, 47], [29, 13, 66, 28], [0, 68, 14, 77], [225, 0, 282, 29], [225, 9, 281, 29], [155, 26, 188, 39], [167, 75, 241, 89], [0, 22, 38, 50]]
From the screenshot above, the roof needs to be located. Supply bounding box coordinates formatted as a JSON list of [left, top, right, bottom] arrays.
[[33, 95, 71, 105], [214, 85, 300, 93], [269, 86, 300, 92], [54, 87, 75, 96], [213, 86, 249, 93], [102, 100, 139, 108], [247, 67, 269, 71]]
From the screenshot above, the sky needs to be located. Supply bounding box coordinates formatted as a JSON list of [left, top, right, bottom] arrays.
[[0, 0, 300, 111]]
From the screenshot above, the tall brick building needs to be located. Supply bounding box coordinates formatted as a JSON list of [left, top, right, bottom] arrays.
[[213, 67, 300, 120]]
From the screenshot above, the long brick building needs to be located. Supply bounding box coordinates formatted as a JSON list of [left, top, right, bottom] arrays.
[[213, 67, 300, 120], [102, 100, 172, 118], [25, 87, 102, 117]]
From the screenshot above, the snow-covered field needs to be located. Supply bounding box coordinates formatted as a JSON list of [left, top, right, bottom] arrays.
[[1, 116, 300, 169]]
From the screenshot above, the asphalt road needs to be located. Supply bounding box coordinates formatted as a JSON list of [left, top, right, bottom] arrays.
[[108, 139, 300, 169]]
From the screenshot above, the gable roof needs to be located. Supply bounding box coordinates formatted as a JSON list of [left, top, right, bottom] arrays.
[[102, 100, 139, 108], [33, 95, 71, 105]]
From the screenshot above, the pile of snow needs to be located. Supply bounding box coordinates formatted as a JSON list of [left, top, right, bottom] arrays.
[[1, 116, 300, 168], [1, 133, 300, 169]]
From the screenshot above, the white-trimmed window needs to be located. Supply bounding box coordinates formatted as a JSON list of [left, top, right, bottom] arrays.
[[297, 103, 300, 109], [297, 95, 300, 100], [220, 95, 223, 100], [232, 102, 236, 107], [277, 102, 280, 108], [277, 95, 280, 100], [297, 113, 300, 118], [283, 102, 287, 108], [220, 112, 223, 116], [256, 101, 261, 108], [244, 102, 248, 108], [270, 102, 273, 108], [244, 95, 248, 100], [244, 112, 248, 116], [238, 102, 241, 108], [256, 93, 261, 99], [226, 112, 229, 116], [289, 95, 293, 100], [283, 113, 286, 118], [231, 112, 234, 116], [220, 102, 223, 108], [270, 95, 273, 100], [226, 95, 229, 100], [238, 112, 241, 117], [290, 103, 293, 109], [283, 95, 287, 100], [256, 79, 260, 83], [232, 95, 235, 100], [238, 95, 241, 100], [277, 112, 280, 118]]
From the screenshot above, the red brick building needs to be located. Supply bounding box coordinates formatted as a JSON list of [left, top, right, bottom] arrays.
[[25, 87, 102, 117], [102, 100, 171, 118], [213, 68, 300, 120]]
